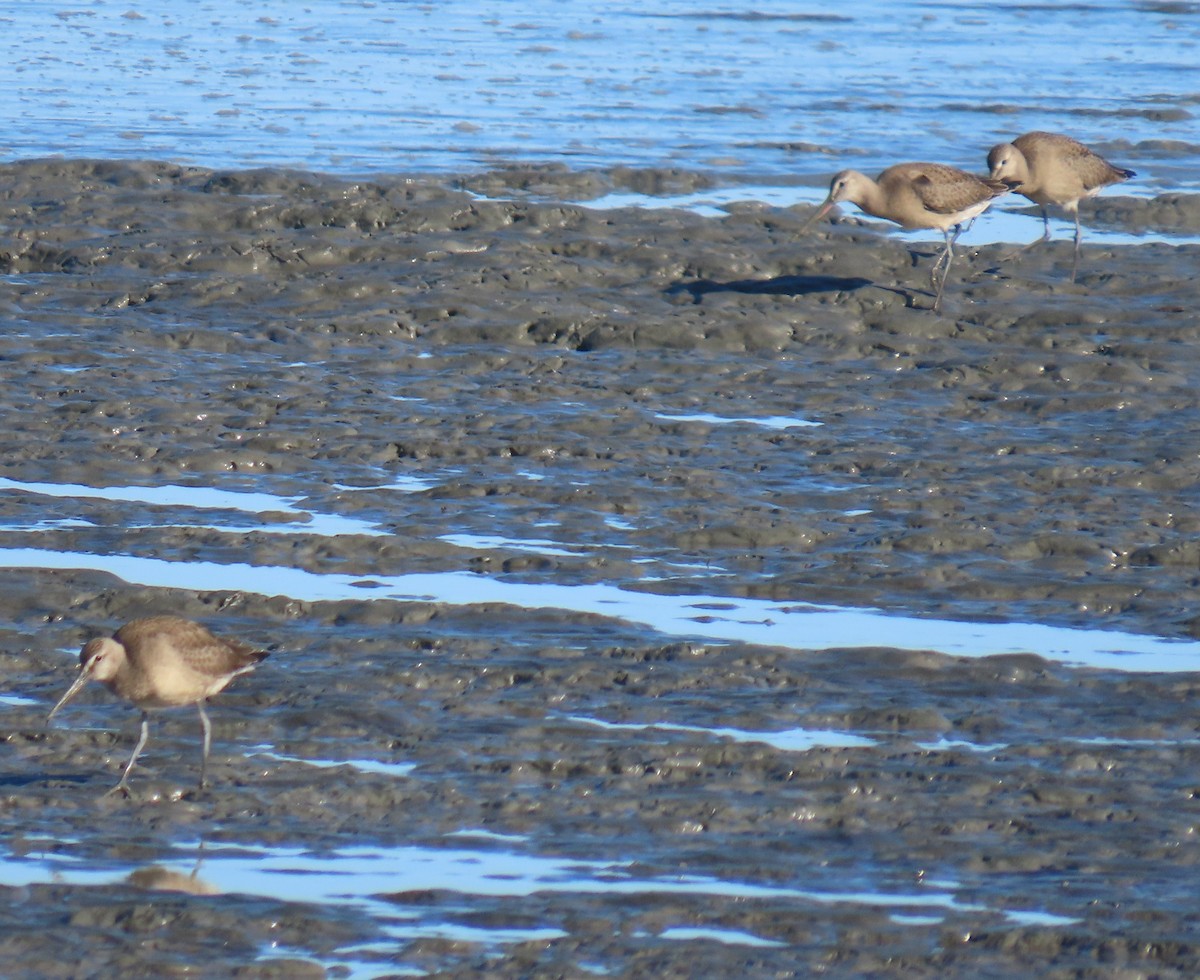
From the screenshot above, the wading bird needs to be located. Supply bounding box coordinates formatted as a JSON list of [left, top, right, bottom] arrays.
[[802, 162, 1012, 312], [987, 131, 1135, 282], [48, 616, 268, 797]]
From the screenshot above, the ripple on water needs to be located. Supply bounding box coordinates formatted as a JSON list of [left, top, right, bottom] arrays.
[[0, 0, 1194, 187]]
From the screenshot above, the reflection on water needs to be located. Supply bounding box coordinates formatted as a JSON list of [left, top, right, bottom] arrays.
[[0, 693, 39, 707], [654, 411, 822, 430], [657, 926, 788, 948], [1, 545, 1197, 672], [918, 733, 1200, 753], [0, 476, 422, 537], [890, 913, 946, 927], [566, 715, 876, 752], [1004, 909, 1082, 928], [126, 863, 219, 896], [250, 746, 417, 779], [438, 532, 586, 558], [916, 737, 1011, 754], [0, 836, 1069, 941]]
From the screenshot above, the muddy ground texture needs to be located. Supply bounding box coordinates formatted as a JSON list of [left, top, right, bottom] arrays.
[[2, 159, 1200, 976]]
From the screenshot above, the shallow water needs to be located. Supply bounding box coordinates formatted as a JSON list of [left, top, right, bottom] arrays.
[[1, 0, 1196, 189], [6, 542, 1199, 671], [0, 476, 394, 537], [0, 831, 1082, 979], [563, 715, 878, 752]]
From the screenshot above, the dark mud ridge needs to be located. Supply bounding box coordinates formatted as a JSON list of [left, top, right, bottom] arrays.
[[2, 159, 1200, 977]]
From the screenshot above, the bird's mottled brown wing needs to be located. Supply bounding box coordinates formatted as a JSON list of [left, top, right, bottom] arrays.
[[1030, 134, 1096, 177], [982, 176, 1017, 195], [117, 615, 266, 675], [1015, 131, 1133, 193], [114, 615, 206, 650], [908, 165, 1001, 216], [223, 637, 270, 674], [185, 632, 268, 677], [1016, 131, 1087, 158]]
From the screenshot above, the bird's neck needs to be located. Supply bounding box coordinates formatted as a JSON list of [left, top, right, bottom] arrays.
[[853, 179, 891, 223]]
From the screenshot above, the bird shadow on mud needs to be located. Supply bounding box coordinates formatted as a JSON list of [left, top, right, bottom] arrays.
[[667, 273, 872, 303]]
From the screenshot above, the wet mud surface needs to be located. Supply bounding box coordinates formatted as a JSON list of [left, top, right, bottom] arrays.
[[3, 159, 1200, 976]]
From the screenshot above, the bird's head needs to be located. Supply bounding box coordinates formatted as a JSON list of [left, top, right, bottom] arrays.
[[800, 170, 870, 232], [986, 142, 1023, 184], [46, 637, 123, 724]]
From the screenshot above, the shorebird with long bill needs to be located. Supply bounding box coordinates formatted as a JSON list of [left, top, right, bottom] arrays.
[[987, 131, 1136, 282], [47, 616, 268, 797], [801, 162, 1012, 312]]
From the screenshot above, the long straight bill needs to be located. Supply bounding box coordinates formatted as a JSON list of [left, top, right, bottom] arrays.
[[799, 198, 836, 233]]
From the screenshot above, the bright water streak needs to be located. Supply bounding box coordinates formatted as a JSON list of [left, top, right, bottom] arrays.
[[3, 546, 1197, 672], [0, 837, 1049, 928], [654, 412, 822, 430], [8, 835, 1083, 978], [0, 477, 391, 537], [565, 715, 877, 752]]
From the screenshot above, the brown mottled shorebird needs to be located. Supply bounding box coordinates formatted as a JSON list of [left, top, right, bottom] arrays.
[[987, 131, 1136, 282], [801, 162, 1012, 312], [47, 616, 268, 796]]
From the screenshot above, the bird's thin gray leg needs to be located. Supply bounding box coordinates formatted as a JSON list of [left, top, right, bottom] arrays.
[[931, 226, 959, 313], [929, 226, 954, 287], [197, 701, 212, 791], [1000, 206, 1053, 263], [1070, 210, 1082, 284], [190, 839, 208, 883], [107, 712, 150, 797]]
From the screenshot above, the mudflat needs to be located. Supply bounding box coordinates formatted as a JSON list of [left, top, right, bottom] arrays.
[[3, 158, 1200, 977]]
